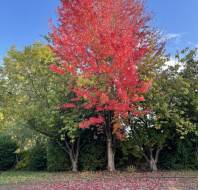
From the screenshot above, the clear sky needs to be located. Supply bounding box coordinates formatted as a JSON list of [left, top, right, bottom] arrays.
[[0, 0, 198, 63], [147, 0, 198, 54]]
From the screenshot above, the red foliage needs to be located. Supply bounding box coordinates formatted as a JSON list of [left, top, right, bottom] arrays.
[[71, 97, 81, 102], [50, 0, 154, 132], [79, 116, 105, 128], [49, 64, 65, 75], [62, 103, 76, 108]]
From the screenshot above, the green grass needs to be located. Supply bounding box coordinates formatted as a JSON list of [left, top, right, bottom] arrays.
[[0, 171, 52, 185], [0, 171, 78, 185], [0, 171, 86, 185]]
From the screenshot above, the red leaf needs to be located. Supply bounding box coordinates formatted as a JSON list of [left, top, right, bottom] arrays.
[[49, 64, 65, 75], [131, 95, 145, 102], [79, 116, 104, 129], [83, 103, 93, 109], [71, 97, 81, 102], [100, 93, 109, 105], [62, 103, 76, 108]]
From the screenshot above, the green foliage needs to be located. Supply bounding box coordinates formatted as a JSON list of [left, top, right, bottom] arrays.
[[15, 151, 30, 170], [129, 113, 168, 149], [47, 140, 70, 172], [119, 48, 198, 171], [1, 41, 198, 172], [28, 143, 47, 171], [115, 140, 143, 170], [148, 48, 198, 137], [0, 42, 68, 139], [159, 135, 198, 170], [0, 44, 88, 170], [16, 143, 47, 171], [0, 135, 17, 171], [79, 143, 106, 171]]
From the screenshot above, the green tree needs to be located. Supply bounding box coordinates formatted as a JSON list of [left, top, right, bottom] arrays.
[[0, 43, 89, 172], [125, 48, 198, 171], [129, 114, 170, 171]]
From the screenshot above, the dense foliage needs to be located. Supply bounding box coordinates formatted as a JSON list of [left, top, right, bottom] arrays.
[[0, 45, 197, 172], [47, 140, 70, 172], [28, 143, 47, 171], [0, 0, 197, 173], [0, 135, 17, 171]]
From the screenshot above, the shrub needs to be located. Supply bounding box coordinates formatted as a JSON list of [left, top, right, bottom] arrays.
[[79, 143, 106, 171], [47, 140, 70, 172], [15, 150, 30, 170], [15, 143, 47, 171], [126, 165, 137, 172], [0, 135, 17, 171], [28, 143, 47, 171], [159, 135, 198, 170], [115, 141, 143, 170]]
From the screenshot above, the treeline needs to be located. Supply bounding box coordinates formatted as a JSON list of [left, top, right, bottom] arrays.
[[0, 43, 197, 172], [0, 132, 197, 172]]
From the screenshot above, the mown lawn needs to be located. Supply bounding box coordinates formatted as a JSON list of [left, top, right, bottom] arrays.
[[0, 171, 197, 190]]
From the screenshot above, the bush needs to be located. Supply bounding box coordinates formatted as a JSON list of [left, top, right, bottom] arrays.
[[15, 143, 47, 171], [15, 150, 30, 170], [47, 140, 70, 172], [80, 143, 106, 171], [115, 141, 143, 170], [28, 143, 47, 171], [159, 135, 198, 170], [126, 165, 137, 172], [0, 135, 17, 171]]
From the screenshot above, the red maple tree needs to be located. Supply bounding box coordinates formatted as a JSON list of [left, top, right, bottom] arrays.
[[50, 0, 156, 171]]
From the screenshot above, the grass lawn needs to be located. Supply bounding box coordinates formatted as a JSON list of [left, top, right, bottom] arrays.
[[0, 171, 197, 190]]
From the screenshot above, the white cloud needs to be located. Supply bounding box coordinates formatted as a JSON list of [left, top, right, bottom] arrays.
[[160, 32, 183, 46], [164, 33, 182, 41], [165, 57, 177, 67], [163, 57, 185, 72], [162, 57, 177, 70]]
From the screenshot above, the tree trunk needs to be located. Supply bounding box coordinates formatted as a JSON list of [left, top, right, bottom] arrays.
[[63, 137, 80, 172], [149, 158, 158, 171], [105, 111, 116, 172], [142, 147, 162, 172], [71, 159, 78, 172], [107, 137, 115, 172], [148, 147, 161, 171]]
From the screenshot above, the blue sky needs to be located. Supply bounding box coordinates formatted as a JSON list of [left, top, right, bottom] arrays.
[[147, 0, 198, 54], [0, 0, 198, 63]]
